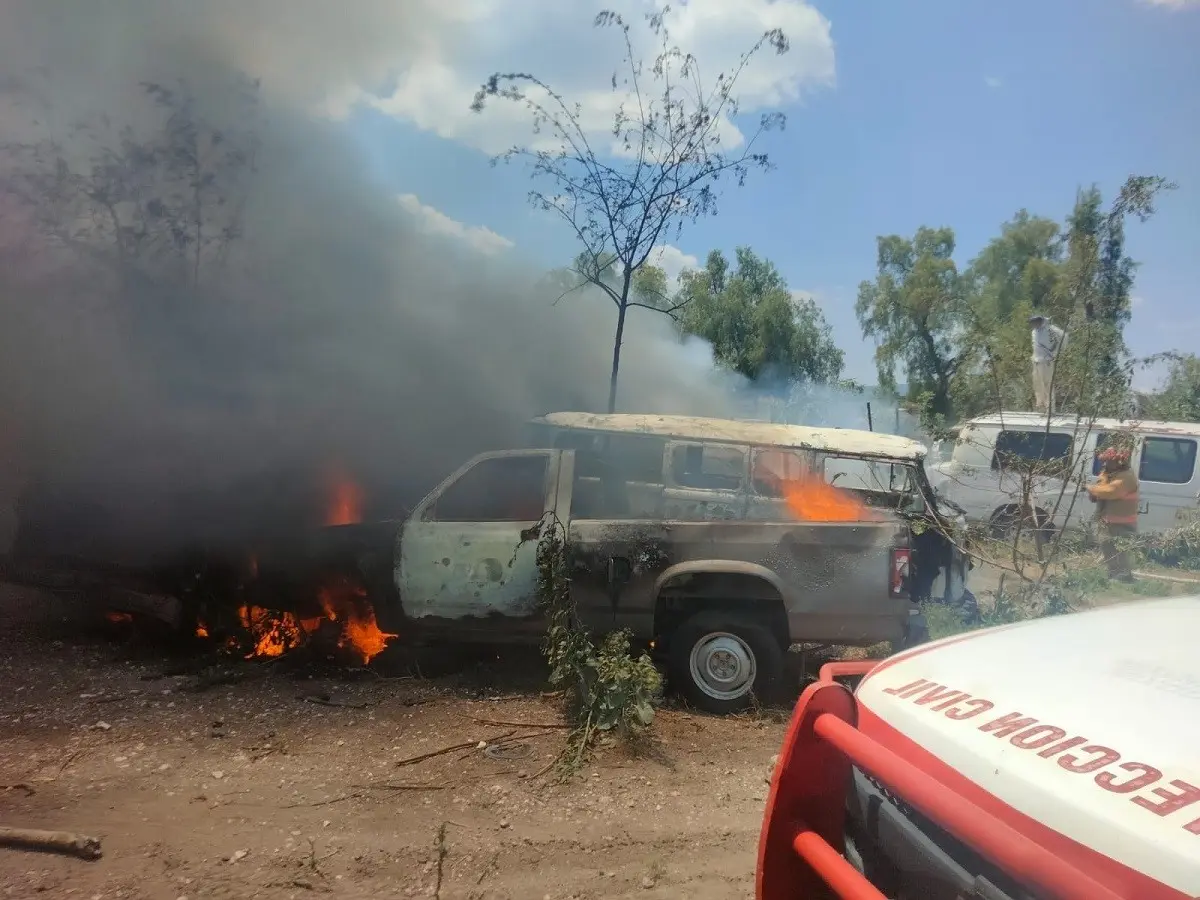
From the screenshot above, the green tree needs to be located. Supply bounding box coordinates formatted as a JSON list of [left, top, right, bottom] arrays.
[[855, 227, 962, 422], [471, 9, 790, 412], [954, 211, 1064, 416], [678, 248, 843, 387], [1143, 354, 1200, 423], [1054, 176, 1175, 415]]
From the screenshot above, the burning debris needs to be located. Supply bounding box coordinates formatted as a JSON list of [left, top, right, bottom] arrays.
[[237, 604, 305, 658], [318, 579, 396, 664], [220, 575, 395, 665]]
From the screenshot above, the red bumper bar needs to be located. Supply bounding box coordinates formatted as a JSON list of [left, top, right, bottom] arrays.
[[757, 667, 1127, 900]]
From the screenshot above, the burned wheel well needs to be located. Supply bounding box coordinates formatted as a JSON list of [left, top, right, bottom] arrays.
[[654, 572, 788, 650]]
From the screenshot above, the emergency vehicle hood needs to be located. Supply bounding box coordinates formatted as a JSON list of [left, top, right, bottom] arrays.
[[854, 595, 1200, 897]]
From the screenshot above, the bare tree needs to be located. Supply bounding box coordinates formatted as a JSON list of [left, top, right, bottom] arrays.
[[0, 75, 259, 288], [142, 78, 260, 287], [471, 8, 790, 412]]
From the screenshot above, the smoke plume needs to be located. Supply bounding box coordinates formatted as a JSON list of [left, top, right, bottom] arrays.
[[0, 0, 744, 562]]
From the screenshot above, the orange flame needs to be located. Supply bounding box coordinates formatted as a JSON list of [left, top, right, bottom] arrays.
[[317, 581, 397, 665], [325, 468, 364, 526], [752, 449, 882, 523], [783, 477, 884, 523], [233, 581, 396, 664], [105, 611, 133, 624], [238, 604, 304, 658], [195, 620, 209, 639]]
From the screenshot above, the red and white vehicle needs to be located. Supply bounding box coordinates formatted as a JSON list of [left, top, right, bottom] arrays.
[[758, 595, 1200, 900]]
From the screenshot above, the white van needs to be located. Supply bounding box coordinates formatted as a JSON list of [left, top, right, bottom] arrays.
[[928, 411, 1200, 535]]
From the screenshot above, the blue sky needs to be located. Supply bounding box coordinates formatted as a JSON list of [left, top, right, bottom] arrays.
[[349, 0, 1199, 389]]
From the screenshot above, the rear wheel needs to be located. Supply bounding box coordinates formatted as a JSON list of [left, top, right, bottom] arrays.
[[669, 613, 785, 715], [989, 504, 1053, 539], [897, 615, 930, 651]]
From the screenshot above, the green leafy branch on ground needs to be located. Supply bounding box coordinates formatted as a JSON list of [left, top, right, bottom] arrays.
[[1141, 519, 1200, 571], [534, 513, 662, 779]]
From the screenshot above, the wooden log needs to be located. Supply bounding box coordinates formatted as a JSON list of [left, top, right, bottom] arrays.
[[0, 826, 102, 860]]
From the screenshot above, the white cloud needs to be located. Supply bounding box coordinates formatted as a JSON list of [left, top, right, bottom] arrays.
[[984, 75, 1003, 89], [1140, 0, 1200, 8], [368, 0, 836, 156], [1131, 294, 1147, 308], [396, 193, 515, 256], [648, 245, 700, 290]]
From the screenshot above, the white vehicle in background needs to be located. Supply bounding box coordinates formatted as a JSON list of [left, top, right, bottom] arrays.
[[927, 412, 1200, 536]]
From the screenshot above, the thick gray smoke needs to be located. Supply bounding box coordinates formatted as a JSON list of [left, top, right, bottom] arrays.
[[0, 0, 744, 562]]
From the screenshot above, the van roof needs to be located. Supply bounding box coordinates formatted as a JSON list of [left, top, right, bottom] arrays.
[[531, 412, 927, 461], [962, 411, 1200, 438]]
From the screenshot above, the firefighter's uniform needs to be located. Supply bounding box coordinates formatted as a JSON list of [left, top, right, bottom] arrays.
[[1087, 456, 1139, 582]]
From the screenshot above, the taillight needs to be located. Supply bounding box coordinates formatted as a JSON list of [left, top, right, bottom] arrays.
[[890, 547, 911, 597]]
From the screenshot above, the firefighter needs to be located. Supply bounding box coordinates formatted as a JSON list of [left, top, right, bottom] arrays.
[[1086, 447, 1139, 582]]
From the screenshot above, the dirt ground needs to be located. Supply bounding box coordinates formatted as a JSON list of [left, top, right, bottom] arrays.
[[0, 586, 787, 900]]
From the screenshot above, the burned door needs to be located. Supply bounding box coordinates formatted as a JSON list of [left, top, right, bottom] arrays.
[[398, 451, 561, 622]]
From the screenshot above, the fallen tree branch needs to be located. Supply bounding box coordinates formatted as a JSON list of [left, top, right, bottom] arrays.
[[476, 850, 500, 885], [279, 793, 361, 809], [298, 694, 372, 709], [57, 749, 89, 777], [178, 668, 259, 693], [350, 782, 448, 792], [0, 826, 102, 860], [466, 716, 570, 729], [434, 822, 448, 900], [395, 731, 514, 768]]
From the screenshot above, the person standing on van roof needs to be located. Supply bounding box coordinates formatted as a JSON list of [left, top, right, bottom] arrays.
[[1086, 447, 1139, 583], [1029, 314, 1066, 414]]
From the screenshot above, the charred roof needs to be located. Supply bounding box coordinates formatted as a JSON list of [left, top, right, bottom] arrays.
[[531, 413, 927, 461]]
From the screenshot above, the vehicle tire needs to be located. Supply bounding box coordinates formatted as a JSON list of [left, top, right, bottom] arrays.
[[988, 505, 1021, 538], [990, 504, 1053, 541], [669, 613, 785, 715], [957, 589, 980, 624], [898, 618, 930, 651]]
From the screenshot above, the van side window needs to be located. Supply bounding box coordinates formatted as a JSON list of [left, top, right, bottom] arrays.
[[427, 455, 549, 522], [671, 444, 745, 491], [1139, 438, 1197, 485], [991, 430, 1073, 476], [751, 448, 808, 497], [824, 457, 886, 492], [564, 432, 665, 483]]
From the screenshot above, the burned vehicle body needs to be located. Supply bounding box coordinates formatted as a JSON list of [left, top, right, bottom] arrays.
[[364, 413, 974, 712], [4, 413, 970, 707]]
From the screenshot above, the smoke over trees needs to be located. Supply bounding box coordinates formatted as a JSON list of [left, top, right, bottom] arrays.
[[0, 1, 747, 562]]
